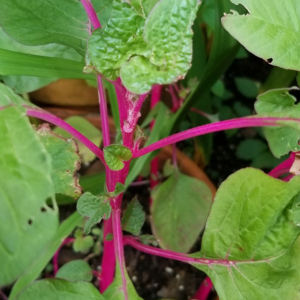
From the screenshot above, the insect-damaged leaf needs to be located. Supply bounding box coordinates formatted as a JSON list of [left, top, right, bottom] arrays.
[[151, 171, 212, 253], [254, 88, 300, 158], [192, 168, 300, 300], [0, 106, 58, 287], [222, 0, 300, 71], [77, 192, 111, 234], [88, 0, 200, 94], [103, 144, 132, 171], [121, 197, 145, 236], [36, 124, 82, 199]]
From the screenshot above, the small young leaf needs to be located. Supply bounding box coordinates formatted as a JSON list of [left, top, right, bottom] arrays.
[[121, 197, 146, 236], [104, 145, 132, 171], [139, 234, 158, 247], [192, 168, 300, 300], [105, 233, 113, 241], [36, 124, 82, 199], [15, 279, 105, 300], [56, 260, 93, 282], [77, 192, 112, 234], [151, 171, 212, 253], [105, 182, 125, 198], [254, 88, 300, 157], [73, 229, 94, 254]]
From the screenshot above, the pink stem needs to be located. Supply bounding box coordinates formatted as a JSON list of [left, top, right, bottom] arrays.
[[193, 277, 213, 300], [268, 152, 296, 178], [80, 0, 101, 29], [26, 108, 105, 164], [0, 290, 8, 300], [190, 107, 212, 120], [172, 143, 178, 169], [97, 75, 110, 147], [282, 174, 294, 182], [53, 238, 75, 275], [134, 117, 300, 158], [169, 84, 180, 112], [112, 208, 128, 300]]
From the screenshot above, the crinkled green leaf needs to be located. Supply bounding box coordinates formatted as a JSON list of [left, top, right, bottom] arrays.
[[0, 106, 58, 287], [130, 0, 159, 16], [151, 171, 212, 253], [54, 116, 102, 164], [36, 124, 82, 198], [121, 197, 145, 236], [0, 0, 89, 56], [0, 82, 33, 107], [88, 0, 200, 94], [192, 168, 300, 300], [104, 263, 142, 300], [77, 192, 112, 234], [56, 260, 93, 282], [15, 279, 105, 300], [73, 229, 94, 254], [254, 88, 300, 158], [104, 144, 132, 171], [222, 0, 300, 71]]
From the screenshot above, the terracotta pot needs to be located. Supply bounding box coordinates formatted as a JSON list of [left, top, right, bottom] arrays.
[[30, 79, 99, 107]]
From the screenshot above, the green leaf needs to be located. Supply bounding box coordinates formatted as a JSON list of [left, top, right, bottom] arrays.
[[77, 192, 112, 234], [121, 197, 145, 236], [130, 0, 159, 16], [0, 82, 34, 107], [151, 171, 212, 253], [104, 263, 142, 300], [0, 0, 90, 56], [56, 260, 93, 282], [0, 106, 58, 287], [15, 279, 105, 300], [54, 116, 102, 164], [0, 49, 93, 80], [0, 27, 83, 93], [222, 0, 300, 70], [234, 77, 259, 98], [73, 229, 94, 254], [236, 139, 268, 160], [88, 0, 200, 94], [9, 212, 82, 300], [104, 145, 132, 171], [36, 124, 82, 198], [254, 88, 300, 157], [192, 168, 300, 300], [105, 182, 125, 198], [139, 234, 158, 247]]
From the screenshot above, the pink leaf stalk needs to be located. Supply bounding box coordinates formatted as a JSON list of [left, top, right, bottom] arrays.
[[26, 108, 105, 164], [80, 0, 101, 29], [53, 238, 75, 275], [269, 152, 296, 178], [134, 117, 300, 158], [193, 277, 213, 300]]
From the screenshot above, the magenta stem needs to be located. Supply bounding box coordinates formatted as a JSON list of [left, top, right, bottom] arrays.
[[193, 277, 213, 300], [80, 0, 101, 29], [134, 117, 300, 158], [0, 290, 8, 300], [26, 108, 105, 164], [53, 238, 75, 275], [190, 107, 211, 120], [97, 75, 111, 147], [112, 208, 128, 300], [269, 152, 295, 178], [169, 84, 180, 111], [172, 143, 178, 169]]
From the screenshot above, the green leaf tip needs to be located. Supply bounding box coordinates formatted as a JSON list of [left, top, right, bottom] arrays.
[[88, 0, 200, 94], [77, 192, 112, 234], [104, 144, 132, 171], [255, 87, 300, 158]]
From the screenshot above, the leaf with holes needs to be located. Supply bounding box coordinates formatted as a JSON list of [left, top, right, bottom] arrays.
[[151, 171, 212, 253], [0, 106, 58, 287], [56, 260, 93, 282], [88, 0, 200, 94], [36, 124, 82, 199], [192, 168, 300, 300], [254, 88, 300, 158], [77, 192, 111, 234], [15, 279, 105, 300], [222, 0, 300, 71], [104, 145, 132, 171], [121, 197, 145, 236]]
